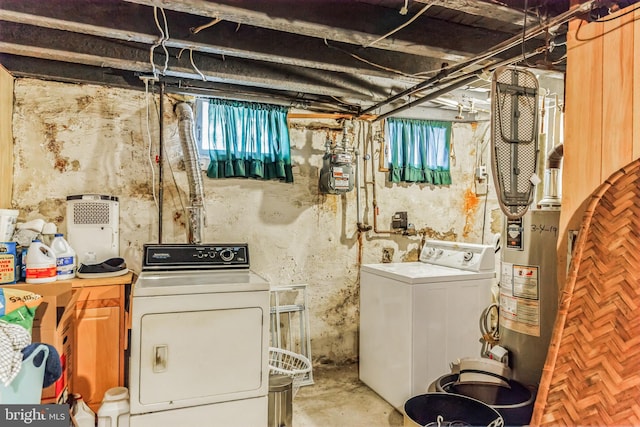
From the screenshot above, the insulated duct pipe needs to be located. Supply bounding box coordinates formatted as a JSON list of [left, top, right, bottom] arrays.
[[175, 102, 206, 243], [538, 143, 563, 209]]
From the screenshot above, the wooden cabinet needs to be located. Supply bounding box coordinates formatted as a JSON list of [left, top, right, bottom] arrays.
[[70, 272, 133, 411]]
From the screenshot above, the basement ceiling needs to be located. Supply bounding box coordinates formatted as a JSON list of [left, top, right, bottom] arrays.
[[0, 0, 636, 119]]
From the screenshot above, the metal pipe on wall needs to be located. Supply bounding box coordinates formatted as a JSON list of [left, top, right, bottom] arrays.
[[158, 82, 164, 243], [367, 123, 401, 235], [374, 75, 480, 122]]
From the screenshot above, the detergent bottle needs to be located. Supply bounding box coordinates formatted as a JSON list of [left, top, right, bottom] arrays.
[[25, 239, 57, 284], [51, 233, 77, 280]]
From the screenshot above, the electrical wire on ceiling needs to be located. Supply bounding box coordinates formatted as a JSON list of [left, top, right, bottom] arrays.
[[587, 0, 640, 21], [190, 17, 222, 34], [363, 1, 435, 48], [150, 6, 170, 77], [324, 39, 414, 78], [176, 48, 207, 81], [521, 0, 538, 68], [360, 0, 597, 118], [575, 1, 640, 41]]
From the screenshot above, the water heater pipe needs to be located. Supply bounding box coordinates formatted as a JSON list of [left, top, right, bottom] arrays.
[[175, 102, 206, 243], [367, 125, 401, 235], [538, 143, 563, 209]]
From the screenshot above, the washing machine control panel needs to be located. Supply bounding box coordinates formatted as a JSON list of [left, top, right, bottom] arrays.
[[142, 243, 250, 270], [419, 240, 494, 272]]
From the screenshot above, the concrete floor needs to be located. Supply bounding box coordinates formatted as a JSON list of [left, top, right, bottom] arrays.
[[293, 363, 404, 427]]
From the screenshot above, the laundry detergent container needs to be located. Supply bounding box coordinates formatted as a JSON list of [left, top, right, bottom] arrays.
[[404, 393, 503, 427], [435, 373, 536, 426]]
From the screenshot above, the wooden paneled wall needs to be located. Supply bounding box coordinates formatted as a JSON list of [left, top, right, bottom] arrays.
[[0, 65, 13, 208], [559, 4, 640, 282]]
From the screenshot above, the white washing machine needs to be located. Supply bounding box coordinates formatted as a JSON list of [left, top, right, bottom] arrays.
[[359, 240, 496, 411], [128, 244, 270, 427]]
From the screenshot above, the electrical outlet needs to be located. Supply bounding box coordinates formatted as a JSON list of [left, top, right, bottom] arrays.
[[475, 181, 488, 196], [382, 247, 394, 263]]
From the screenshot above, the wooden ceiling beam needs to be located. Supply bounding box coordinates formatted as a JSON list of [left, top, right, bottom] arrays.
[[417, 0, 529, 26], [0, 22, 407, 100], [0, 1, 446, 81], [123, 0, 516, 60]]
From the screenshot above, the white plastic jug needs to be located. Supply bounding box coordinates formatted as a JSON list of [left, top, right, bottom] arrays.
[[97, 386, 130, 427], [71, 393, 96, 427], [25, 239, 57, 284], [51, 233, 76, 280]]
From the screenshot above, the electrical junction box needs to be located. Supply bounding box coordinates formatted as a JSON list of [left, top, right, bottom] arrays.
[[66, 194, 120, 264], [319, 151, 354, 194], [392, 211, 408, 230]]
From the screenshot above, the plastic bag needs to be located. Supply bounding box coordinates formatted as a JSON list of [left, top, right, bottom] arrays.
[[0, 287, 42, 332]]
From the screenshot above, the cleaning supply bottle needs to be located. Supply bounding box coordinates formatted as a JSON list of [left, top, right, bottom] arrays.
[[51, 233, 76, 280], [97, 387, 130, 427], [25, 239, 57, 284], [70, 393, 96, 427]]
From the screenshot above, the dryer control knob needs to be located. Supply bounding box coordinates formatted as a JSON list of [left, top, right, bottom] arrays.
[[219, 249, 234, 262], [463, 251, 474, 262]]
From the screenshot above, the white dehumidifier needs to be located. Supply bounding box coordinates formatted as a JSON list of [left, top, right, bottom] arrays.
[[66, 194, 119, 264]]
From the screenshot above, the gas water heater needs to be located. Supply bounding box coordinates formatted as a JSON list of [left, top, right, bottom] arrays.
[[500, 209, 559, 387], [499, 145, 564, 387]]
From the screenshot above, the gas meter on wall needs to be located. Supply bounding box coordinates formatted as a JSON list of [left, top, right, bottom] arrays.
[[319, 149, 354, 194], [319, 123, 356, 194]]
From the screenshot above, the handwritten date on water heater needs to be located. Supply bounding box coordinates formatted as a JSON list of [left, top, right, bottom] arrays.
[[530, 224, 558, 236]]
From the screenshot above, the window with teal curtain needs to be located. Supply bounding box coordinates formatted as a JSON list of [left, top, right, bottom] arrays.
[[385, 118, 452, 185], [203, 98, 294, 183]]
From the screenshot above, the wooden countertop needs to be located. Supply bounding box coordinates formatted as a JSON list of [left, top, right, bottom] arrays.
[[11, 271, 134, 288], [61, 271, 134, 288]]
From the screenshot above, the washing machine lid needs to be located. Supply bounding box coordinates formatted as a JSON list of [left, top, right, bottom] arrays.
[[134, 270, 270, 296], [361, 262, 495, 284]]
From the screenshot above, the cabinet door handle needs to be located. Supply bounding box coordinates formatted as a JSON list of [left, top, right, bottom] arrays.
[[153, 345, 168, 372]]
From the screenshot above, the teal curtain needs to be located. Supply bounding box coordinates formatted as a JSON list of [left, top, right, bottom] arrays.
[[206, 99, 294, 183], [385, 118, 452, 184]]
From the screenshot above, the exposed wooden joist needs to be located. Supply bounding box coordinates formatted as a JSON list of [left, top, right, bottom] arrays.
[[123, 0, 516, 60], [0, 1, 444, 81], [0, 23, 411, 100], [417, 0, 529, 26], [0, 54, 363, 113]]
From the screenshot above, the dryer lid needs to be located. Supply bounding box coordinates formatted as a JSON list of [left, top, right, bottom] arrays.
[[134, 270, 269, 296]]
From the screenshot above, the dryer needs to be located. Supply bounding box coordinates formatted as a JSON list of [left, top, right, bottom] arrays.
[[359, 240, 496, 411], [128, 244, 270, 427]]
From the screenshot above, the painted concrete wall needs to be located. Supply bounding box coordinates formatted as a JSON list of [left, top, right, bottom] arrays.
[[10, 78, 502, 363]]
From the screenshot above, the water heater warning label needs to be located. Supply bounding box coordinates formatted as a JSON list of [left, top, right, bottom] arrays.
[[512, 264, 539, 300], [499, 261, 541, 337]]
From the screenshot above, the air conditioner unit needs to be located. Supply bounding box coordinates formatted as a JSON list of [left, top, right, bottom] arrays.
[[66, 194, 119, 265]]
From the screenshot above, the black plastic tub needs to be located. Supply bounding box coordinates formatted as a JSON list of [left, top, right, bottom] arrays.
[[404, 393, 503, 427], [435, 373, 536, 426]]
